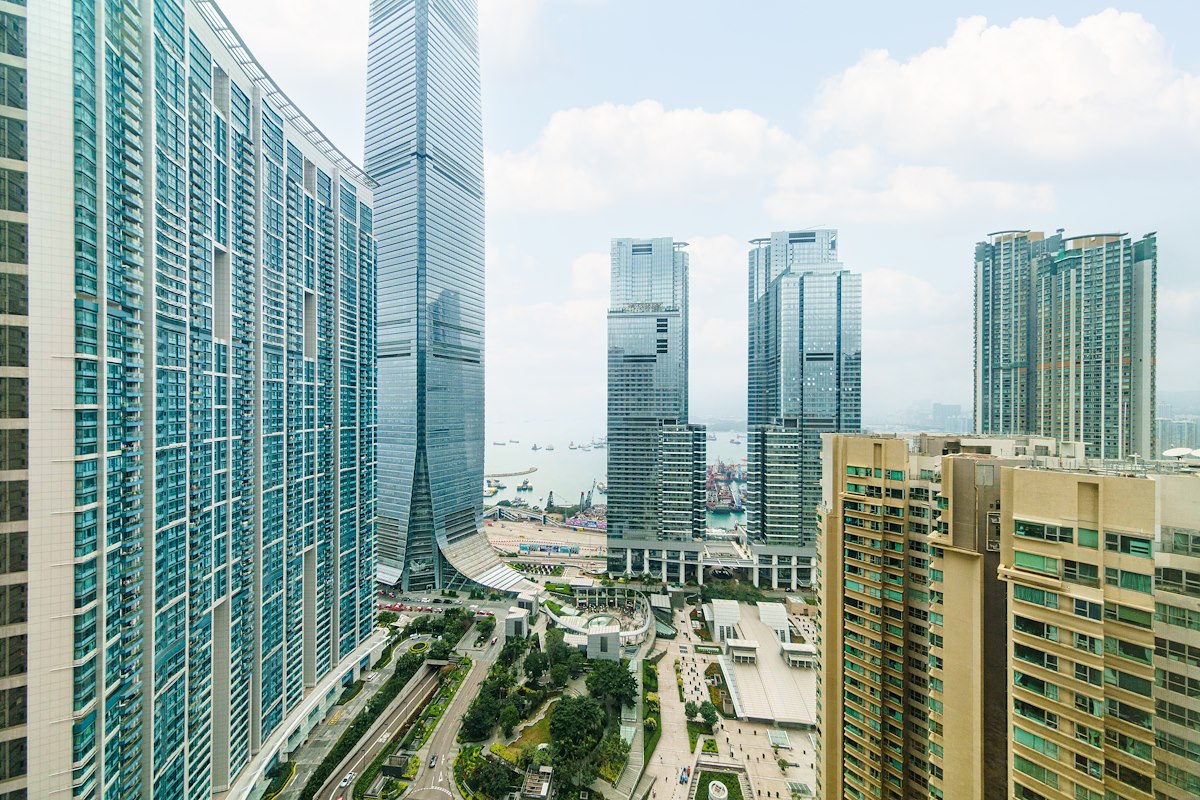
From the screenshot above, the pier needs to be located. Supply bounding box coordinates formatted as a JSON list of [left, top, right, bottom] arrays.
[[484, 466, 538, 478]]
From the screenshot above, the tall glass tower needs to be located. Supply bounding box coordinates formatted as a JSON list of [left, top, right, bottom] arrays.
[[606, 238, 707, 582], [367, 0, 487, 590], [18, 1, 378, 796], [745, 229, 860, 589]]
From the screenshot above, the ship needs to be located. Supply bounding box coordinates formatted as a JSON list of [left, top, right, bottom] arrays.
[[569, 441, 577, 450], [706, 485, 740, 514], [706, 433, 717, 441], [531, 444, 541, 451], [545, 444, 555, 451], [516, 479, 534, 492], [596, 482, 608, 494], [493, 441, 506, 446], [509, 439, 519, 444], [486, 478, 507, 489], [483, 486, 498, 497]]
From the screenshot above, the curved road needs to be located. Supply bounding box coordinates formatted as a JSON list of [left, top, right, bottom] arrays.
[[406, 634, 505, 800]]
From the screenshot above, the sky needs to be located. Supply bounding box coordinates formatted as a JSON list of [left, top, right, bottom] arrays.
[[218, 0, 1200, 433]]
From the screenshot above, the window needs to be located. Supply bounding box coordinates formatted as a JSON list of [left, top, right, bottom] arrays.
[[1063, 560, 1098, 587], [1073, 663, 1101, 686], [1015, 585, 1057, 609], [1014, 754, 1058, 789], [1105, 532, 1151, 558], [1014, 551, 1058, 575], [1104, 602, 1152, 629], [1105, 636, 1152, 665], [1105, 568, 1151, 594], [1014, 726, 1058, 758], [1073, 598, 1101, 620], [1015, 520, 1073, 543], [1077, 528, 1098, 548]]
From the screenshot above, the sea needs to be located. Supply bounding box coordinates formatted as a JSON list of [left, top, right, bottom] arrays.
[[484, 428, 748, 530]]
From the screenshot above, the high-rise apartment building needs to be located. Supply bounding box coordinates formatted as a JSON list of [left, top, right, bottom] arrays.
[[606, 238, 706, 581], [18, 1, 378, 796], [816, 433, 1082, 800], [367, 0, 490, 590], [975, 230, 1157, 459], [999, 464, 1200, 800], [747, 229, 860, 590]]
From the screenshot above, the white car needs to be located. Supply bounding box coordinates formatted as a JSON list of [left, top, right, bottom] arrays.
[[339, 771, 356, 787]]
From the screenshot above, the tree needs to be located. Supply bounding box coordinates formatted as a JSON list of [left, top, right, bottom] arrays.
[[429, 638, 454, 660], [549, 662, 570, 688], [645, 692, 660, 713], [684, 700, 699, 720], [477, 615, 497, 637], [377, 610, 399, 627], [586, 660, 637, 710], [699, 700, 719, 727], [472, 758, 515, 800], [549, 695, 605, 786], [545, 628, 572, 666], [777, 758, 789, 773], [524, 649, 548, 684], [500, 702, 521, 737]]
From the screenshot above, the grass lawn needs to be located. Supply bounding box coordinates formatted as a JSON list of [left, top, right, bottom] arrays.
[[687, 720, 713, 752], [701, 738, 719, 754], [694, 771, 744, 800], [512, 699, 557, 749]]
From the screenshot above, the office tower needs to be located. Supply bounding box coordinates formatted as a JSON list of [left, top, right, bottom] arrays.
[[999, 464, 1200, 800], [606, 238, 706, 581], [746, 229, 860, 590], [975, 230, 1157, 459], [18, 1, 377, 796], [367, 0, 489, 590], [1158, 415, 1200, 453], [815, 432, 1080, 800]]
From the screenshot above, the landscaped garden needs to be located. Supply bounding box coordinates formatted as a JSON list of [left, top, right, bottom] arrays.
[[694, 771, 745, 800]]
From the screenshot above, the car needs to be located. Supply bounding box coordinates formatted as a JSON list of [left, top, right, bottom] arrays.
[[339, 771, 357, 787], [490, 637, 497, 645], [429, 755, 438, 768], [421, 597, 431, 603]]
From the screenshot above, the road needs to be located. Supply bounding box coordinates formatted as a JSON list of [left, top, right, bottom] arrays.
[[320, 665, 441, 800], [405, 634, 505, 800]]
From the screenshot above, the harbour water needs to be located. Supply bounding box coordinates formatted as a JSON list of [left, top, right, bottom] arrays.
[[484, 428, 748, 530]]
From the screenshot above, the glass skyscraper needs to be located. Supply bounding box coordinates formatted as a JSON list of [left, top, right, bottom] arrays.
[[974, 230, 1156, 459], [367, 0, 491, 591], [745, 229, 860, 589], [606, 238, 707, 581], [16, 1, 378, 797]]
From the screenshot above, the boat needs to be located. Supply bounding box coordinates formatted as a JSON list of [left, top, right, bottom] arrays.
[[483, 486, 498, 497], [516, 479, 533, 492], [493, 441, 505, 446], [531, 444, 541, 451], [706, 485, 738, 513], [509, 439, 519, 444], [569, 442, 577, 450], [545, 444, 555, 451], [486, 479, 507, 489], [596, 482, 608, 494], [706, 433, 717, 441]]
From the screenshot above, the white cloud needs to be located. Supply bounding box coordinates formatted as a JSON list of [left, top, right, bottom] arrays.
[[767, 151, 1055, 222], [809, 9, 1200, 160], [487, 100, 800, 214], [570, 251, 609, 295], [480, 0, 548, 72]]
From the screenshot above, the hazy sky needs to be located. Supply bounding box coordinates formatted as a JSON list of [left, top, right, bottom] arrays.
[[218, 0, 1199, 432]]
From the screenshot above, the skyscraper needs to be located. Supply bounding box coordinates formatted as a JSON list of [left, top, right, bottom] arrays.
[[19, 1, 378, 795], [366, 0, 489, 590], [998, 462, 1199, 800], [816, 433, 1083, 800], [975, 230, 1157, 459], [746, 229, 860, 589], [606, 238, 707, 581]]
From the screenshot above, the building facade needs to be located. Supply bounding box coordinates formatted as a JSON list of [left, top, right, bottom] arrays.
[[367, 0, 487, 590], [606, 238, 706, 581], [18, 1, 378, 797], [816, 433, 1080, 800], [975, 230, 1157, 459], [747, 229, 860, 590], [999, 464, 1200, 800]]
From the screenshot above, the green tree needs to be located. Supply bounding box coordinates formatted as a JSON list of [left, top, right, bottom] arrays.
[[472, 758, 515, 800], [548, 662, 570, 688], [545, 628, 571, 665], [430, 637, 454, 660], [477, 615, 497, 637], [500, 702, 521, 737], [585, 660, 637, 710], [377, 610, 399, 627], [524, 649, 548, 684], [684, 700, 699, 720], [549, 695, 605, 786], [699, 700, 719, 727]]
